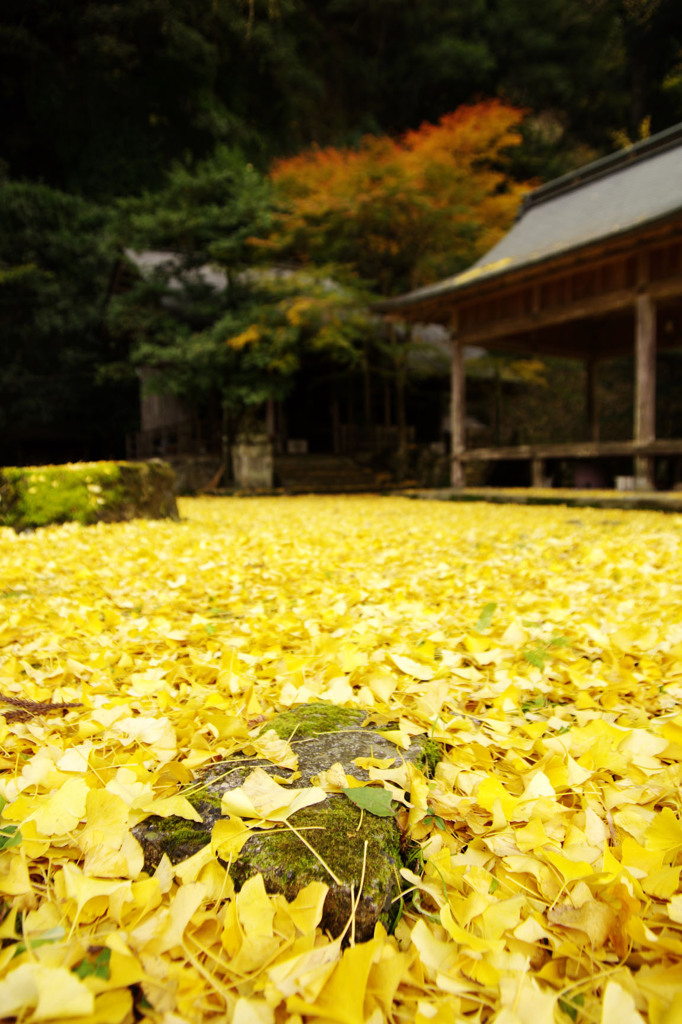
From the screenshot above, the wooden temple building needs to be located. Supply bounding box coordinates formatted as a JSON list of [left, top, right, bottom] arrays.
[[377, 123, 682, 489]]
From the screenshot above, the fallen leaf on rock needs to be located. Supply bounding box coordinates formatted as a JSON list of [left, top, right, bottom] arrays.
[[250, 729, 299, 770], [341, 785, 397, 817], [220, 768, 327, 821]]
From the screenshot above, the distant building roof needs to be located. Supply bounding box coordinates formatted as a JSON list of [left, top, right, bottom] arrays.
[[378, 122, 682, 313]]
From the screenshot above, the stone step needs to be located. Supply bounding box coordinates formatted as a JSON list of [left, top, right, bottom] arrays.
[[274, 454, 384, 492]]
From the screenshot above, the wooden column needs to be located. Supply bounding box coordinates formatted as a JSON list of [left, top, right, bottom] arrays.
[[586, 357, 600, 442], [634, 293, 656, 487], [531, 457, 545, 488], [450, 335, 465, 487]]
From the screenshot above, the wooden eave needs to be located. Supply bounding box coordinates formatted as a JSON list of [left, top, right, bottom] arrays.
[[384, 211, 682, 361]]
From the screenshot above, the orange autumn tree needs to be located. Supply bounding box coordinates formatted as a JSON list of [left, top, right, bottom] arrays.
[[267, 100, 532, 297]]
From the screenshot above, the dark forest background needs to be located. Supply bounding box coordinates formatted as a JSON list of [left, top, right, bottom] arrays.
[[2, 0, 682, 465]]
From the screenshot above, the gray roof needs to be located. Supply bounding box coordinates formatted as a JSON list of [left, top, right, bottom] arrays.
[[379, 122, 682, 313]]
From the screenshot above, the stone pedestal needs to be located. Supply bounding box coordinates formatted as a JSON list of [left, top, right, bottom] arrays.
[[232, 434, 273, 490]]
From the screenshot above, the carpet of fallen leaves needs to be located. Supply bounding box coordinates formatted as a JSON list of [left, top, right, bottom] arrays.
[[1, 495, 682, 1024]]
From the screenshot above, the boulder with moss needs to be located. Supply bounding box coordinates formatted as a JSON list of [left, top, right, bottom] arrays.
[[134, 703, 440, 942], [0, 460, 178, 531]]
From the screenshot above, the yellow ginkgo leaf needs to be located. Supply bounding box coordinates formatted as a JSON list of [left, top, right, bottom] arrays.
[[250, 729, 299, 770], [0, 963, 94, 1020], [547, 898, 616, 949], [137, 794, 202, 821], [287, 936, 382, 1024], [644, 807, 682, 857], [312, 762, 349, 791], [388, 652, 434, 681], [219, 768, 326, 821], [440, 905, 503, 953], [79, 789, 129, 855], [543, 849, 593, 882], [601, 981, 646, 1024], [266, 940, 340, 1001], [641, 865, 681, 900], [211, 816, 252, 862], [232, 998, 274, 1024], [34, 778, 89, 835], [283, 880, 329, 934]]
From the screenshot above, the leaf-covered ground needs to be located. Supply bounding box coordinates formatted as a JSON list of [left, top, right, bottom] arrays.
[[1, 495, 682, 1024]]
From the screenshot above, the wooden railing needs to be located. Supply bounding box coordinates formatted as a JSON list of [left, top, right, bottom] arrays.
[[457, 439, 682, 487]]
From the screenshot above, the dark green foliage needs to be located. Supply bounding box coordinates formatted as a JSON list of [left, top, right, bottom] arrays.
[[107, 148, 270, 400], [114, 147, 273, 262], [0, 181, 137, 464], [109, 148, 372, 434], [2, 0, 681, 200], [0, 0, 254, 197], [107, 149, 275, 429]]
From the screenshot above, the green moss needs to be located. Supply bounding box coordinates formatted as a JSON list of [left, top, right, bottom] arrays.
[[417, 737, 442, 777], [227, 794, 402, 936], [133, 814, 210, 872], [264, 703, 365, 740], [186, 789, 224, 812], [0, 461, 177, 531]]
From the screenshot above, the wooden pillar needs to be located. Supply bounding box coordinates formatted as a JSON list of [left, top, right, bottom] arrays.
[[531, 457, 545, 488], [634, 293, 656, 487], [450, 336, 465, 488], [586, 357, 600, 442]]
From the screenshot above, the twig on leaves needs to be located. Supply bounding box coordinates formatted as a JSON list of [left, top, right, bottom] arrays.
[[0, 693, 83, 722]]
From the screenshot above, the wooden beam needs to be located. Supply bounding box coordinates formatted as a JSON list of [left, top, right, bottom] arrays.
[[634, 294, 657, 486], [458, 288, 638, 346], [460, 438, 682, 462], [450, 337, 465, 487]]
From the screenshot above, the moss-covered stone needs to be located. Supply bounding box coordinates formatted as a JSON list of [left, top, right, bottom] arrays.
[[133, 703, 442, 942], [263, 704, 365, 740], [229, 796, 402, 940], [0, 460, 178, 531], [134, 816, 211, 868]]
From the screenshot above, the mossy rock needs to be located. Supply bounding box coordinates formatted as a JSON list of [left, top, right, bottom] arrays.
[[0, 460, 178, 531], [230, 796, 401, 939], [134, 703, 441, 942]]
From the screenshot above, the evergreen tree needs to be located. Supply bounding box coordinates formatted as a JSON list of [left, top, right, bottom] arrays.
[[0, 180, 135, 464], [108, 148, 371, 453]]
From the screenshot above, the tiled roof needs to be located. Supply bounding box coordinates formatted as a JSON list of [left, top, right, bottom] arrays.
[[377, 123, 682, 313]]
